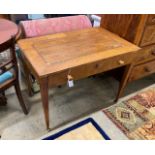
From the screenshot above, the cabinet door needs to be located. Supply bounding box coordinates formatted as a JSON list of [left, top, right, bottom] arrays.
[[100, 14, 147, 46], [140, 24, 155, 47], [147, 14, 155, 25]]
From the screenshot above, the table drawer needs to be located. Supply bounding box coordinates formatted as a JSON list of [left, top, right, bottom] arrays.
[[140, 24, 155, 47], [147, 15, 155, 25], [48, 52, 136, 87], [128, 60, 155, 82], [135, 44, 155, 64]]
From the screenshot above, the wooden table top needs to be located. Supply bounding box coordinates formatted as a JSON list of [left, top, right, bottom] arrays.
[[18, 27, 140, 77], [0, 19, 19, 44]]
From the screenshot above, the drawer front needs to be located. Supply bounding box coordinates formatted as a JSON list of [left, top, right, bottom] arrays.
[[128, 60, 155, 82], [140, 24, 155, 47], [48, 52, 136, 87], [147, 15, 155, 25], [135, 45, 155, 64]]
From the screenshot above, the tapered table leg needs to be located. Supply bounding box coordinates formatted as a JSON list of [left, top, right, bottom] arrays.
[[22, 59, 34, 97], [115, 64, 133, 102], [39, 78, 49, 129]]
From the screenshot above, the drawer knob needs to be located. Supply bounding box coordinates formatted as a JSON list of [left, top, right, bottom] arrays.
[[151, 51, 155, 55], [144, 67, 151, 72], [67, 74, 73, 80], [95, 64, 99, 68], [118, 60, 125, 65]]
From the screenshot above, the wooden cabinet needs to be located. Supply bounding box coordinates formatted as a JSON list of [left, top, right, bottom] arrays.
[[140, 24, 155, 46], [100, 14, 155, 47], [147, 15, 155, 25], [100, 14, 148, 46], [135, 44, 155, 64], [129, 60, 155, 82], [101, 14, 155, 82], [100, 14, 155, 100]]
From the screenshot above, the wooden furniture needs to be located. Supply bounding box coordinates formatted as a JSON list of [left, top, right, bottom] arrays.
[[19, 15, 92, 96], [0, 37, 28, 114], [0, 19, 21, 44], [18, 27, 139, 129], [0, 19, 21, 106], [100, 14, 155, 100]]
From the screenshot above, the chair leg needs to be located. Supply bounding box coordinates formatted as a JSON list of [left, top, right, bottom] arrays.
[[21, 57, 34, 97], [0, 92, 7, 106], [14, 80, 28, 115]]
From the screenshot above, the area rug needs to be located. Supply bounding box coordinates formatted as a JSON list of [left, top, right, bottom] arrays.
[[103, 87, 155, 140], [43, 118, 110, 140]]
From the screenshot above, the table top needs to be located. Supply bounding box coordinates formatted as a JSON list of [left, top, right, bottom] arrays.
[[0, 19, 19, 44], [18, 27, 140, 77]]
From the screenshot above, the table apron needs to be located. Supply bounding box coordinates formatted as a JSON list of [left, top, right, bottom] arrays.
[[48, 52, 136, 87]]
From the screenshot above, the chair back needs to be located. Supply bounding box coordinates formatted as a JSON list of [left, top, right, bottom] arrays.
[[20, 15, 92, 38], [0, 37, 28, 115], [0, 37, 17, 76]]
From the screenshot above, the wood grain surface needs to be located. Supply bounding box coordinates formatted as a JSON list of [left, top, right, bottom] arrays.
[[18, 27, 140, 129], [100, 14, 148, 46], [18, 27, 139, 78]]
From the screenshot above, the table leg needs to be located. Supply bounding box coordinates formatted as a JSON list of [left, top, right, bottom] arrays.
[[115, 64, 133, 102], [22, 59, 34, 97], [39, 78, 49, 129]]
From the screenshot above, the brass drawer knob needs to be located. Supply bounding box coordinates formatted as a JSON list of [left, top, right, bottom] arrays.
[[95, 63, 99, 68], [144, 67, 151, 72], [118, 60, 125, 65], [67, 74, 73, 80], [151, 50, 155, 55]]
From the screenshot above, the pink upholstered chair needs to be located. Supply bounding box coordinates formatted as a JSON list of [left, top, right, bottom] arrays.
[[20, 15, 92, 38], [19, 15, 92, 95]]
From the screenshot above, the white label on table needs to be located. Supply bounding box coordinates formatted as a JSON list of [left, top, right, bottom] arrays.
[[68, 80, 74, 88]]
